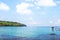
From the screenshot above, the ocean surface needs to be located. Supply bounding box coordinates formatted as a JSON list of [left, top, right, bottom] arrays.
[[0, 26, 60, 40]]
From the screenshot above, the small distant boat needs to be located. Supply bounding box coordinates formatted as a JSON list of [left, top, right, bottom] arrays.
[[58, 28, 60, 31], [51, 27, 54, 31], [54, 28, 60, 31]]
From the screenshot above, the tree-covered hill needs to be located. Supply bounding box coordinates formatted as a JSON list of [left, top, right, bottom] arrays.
[[0, 21, 26, 26]]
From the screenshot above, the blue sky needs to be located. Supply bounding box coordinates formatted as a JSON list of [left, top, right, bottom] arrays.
[[0, 0, 60, 26]]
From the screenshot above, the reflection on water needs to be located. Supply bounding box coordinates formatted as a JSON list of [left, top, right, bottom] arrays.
[[0, 26, 60, 40]]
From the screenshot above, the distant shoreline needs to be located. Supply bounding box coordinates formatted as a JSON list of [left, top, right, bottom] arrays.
[[0, 21, 26, 27]]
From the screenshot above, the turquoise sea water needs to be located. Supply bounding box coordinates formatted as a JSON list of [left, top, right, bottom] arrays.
[[0, 26, 60, 38]]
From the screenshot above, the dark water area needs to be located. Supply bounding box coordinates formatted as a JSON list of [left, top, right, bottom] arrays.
[[0, 26, 60, 40], [1, 34, 60, 40]]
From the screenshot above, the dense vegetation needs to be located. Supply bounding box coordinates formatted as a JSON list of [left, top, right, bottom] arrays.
[[0, 21, 26, 26]]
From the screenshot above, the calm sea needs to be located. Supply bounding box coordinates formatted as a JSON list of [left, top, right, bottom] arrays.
[[0, 26, 60, 40]]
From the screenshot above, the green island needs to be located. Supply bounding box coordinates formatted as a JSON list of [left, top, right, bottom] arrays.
[[0, 21, 26, 26]]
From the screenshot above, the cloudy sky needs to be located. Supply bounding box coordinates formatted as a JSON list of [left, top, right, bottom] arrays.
[[0, 0, 60, 26]]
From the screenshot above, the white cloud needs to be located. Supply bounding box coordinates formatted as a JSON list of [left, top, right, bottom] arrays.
[[16, 2, 32, 15], [49, 20, 60, 26], [24, 17, 39, 25], [28, 17, 33, 20], [27, 21, 38, 25], [49, 21, 54, 26], [41, 12, 46, 15], [0, 2, 10, 11], [34, 0, 56, 6], [36, 6, 40, 9], [49, 21, 53, 24], [25, 0, 34, 2], [54, 19, 60, 25], [57, 19, 60, 23]]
